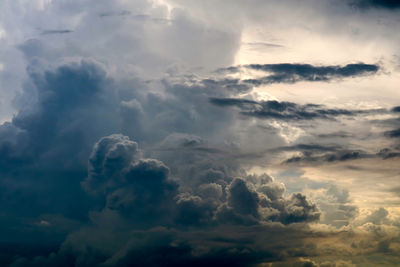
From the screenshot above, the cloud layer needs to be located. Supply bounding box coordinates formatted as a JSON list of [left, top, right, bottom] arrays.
[[1, 0, 400, 266]]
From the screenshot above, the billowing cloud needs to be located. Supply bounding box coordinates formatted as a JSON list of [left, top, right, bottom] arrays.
[[1, 0, 400, 266], [7, 134, 324, 266]]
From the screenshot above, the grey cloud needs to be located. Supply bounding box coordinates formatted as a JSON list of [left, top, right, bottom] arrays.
[[198, 183, 223, 200], [217, 63, 379, 86], [285, 150, 366, 164], [364, 207, 390, 225], [227, 178, 260, 218], [0, 61, 122, 231], [209, 97, 259, 107], [246, 63, 379, 79], [280, 193, 320, 224], [350, 0, 400, 9], [175, 193, 216, 226], [209, 97, 380, 121], [14, 224, 323, 267], [384, 128, 400, 138], [200, 78, 253, 94], [377, 148, 400, 158], [81, 134, 141, 195], [0, 57, 395, 266], [83, 134, 320, 228], [217, 176, 320, 226], [317, 185, 359, 228], [392, 106, 400, 112], [8, 134, 322, 266], [2, 0, 400, 265], [316, 131, 354, 139], [161, 133, 205, 148], [284, 147, 400, 165], [107, 158, 178, 224], [99, 10, 131, 17], [41, 29, 73, 35], [273, 144, 341, 153], [82, 134, 179, 226]]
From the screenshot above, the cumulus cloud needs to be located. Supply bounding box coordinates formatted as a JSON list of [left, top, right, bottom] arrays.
[[1, 0, 400, 265], [4, 133, 324, 266]]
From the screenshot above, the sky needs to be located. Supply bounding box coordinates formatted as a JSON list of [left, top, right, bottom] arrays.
[[0, 0, 400, 266]]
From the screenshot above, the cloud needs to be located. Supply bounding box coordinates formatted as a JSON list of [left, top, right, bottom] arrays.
[[384, 128, 400, 138], [0, 54, 397, 267], [246, 63, 379, 78], [81, 134, 141, 195], [99, 10, 132, 17], [218, 63, 379, 85], [41, 29, 73, 35], [209, 97, 381, 121], [1, 0, 400, 265], [244, 42, 284, 48], [284, 150, 366, 164], [316, 131, 354, 139], [350, 0, 400, 9], [0, 61, 122, 229], [283, 147, 400, 165], [7, 132, 325, 266], [273, 144, 342, 153]]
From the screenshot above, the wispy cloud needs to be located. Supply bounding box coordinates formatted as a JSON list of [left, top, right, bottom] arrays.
[[41, 29, 73, 35], [210, 97, 385, 121]]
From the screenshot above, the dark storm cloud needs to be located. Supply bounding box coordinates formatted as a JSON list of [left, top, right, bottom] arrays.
[[209, 97, 382, 121], [11, 224, 327, 267], [217, 63, 379, 86], [284, 150, 367, 164], [82, 134, 179, 226], [41, 30, 73, 35], [350, 0, 400, 9], [273, 144, 341, 153], [246, 63, 379, 78], [0, 60, 130, 251], [209, 97, 258, 107], [384, 128, 400, 138], [3, 0, 400, 265], [392, 106, 400, 112], [283, 147, 400, 165], [8, 133, 321, 266], [0, 58, 325, 266]]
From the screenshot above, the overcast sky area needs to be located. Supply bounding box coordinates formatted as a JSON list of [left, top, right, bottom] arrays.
[[1, 0, 400, 266]]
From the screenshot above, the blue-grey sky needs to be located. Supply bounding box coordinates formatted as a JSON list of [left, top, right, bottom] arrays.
[[1, 0, 400, 266]]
